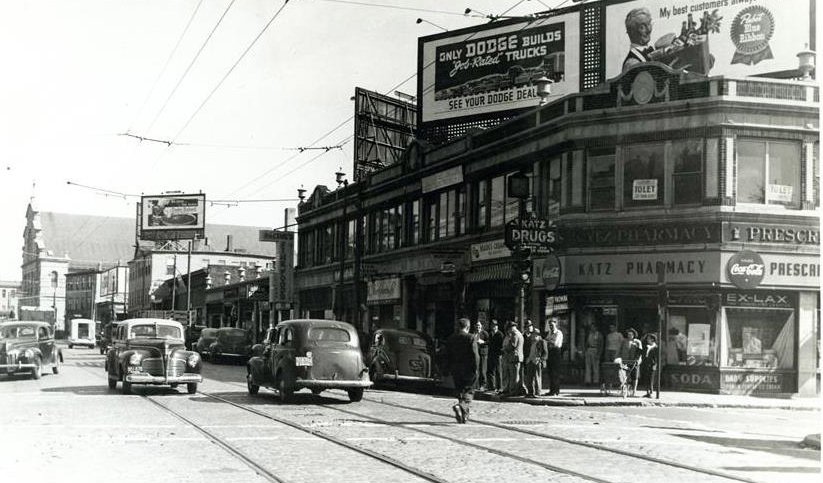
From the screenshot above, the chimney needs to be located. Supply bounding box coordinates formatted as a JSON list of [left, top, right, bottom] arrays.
[[225, 234, 233, 252]]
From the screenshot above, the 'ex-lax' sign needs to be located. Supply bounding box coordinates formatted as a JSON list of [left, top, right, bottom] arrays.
[[504, 218, 557, 254]]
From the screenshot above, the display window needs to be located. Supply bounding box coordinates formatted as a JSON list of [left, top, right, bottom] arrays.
[[724, 308, 795, 369], [666, 307, 717, 367]]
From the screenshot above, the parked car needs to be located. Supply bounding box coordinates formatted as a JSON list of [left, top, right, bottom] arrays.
[[0, 321, 62, 379], [246, 319, 372, 403], [208, 327, 253, 363], [105, 318, 202, 394], [194, 328, 218, 359], [68, 318, 96, 349], [185, 324, 206, 351], [366, 328, 439, 388]]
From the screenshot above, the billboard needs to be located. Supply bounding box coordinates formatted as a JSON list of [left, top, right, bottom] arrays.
[[604, 0, 813, 79], [139, 193, 205, 241], [419, 12, 580, 124], [353, 87, 416, 182]]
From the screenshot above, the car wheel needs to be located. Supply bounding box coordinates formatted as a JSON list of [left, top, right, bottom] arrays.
[[68, 344, 73, 349], [186, 383, 198, 394], [247, 372, 259, 395], [311, 388, 323, 396], [170, 383, 179, 389], [121, 372, 131, 395], [347, 388, 364, 402], [278, 376, 293, 403], [31, 357, 42, 380]]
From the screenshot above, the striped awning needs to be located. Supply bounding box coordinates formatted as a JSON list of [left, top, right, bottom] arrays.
[[465, 262, 512, 283]]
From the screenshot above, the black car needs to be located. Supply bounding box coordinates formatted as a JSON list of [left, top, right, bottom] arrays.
[[0, 321, 62, 379], [366, 328, 439, 387]]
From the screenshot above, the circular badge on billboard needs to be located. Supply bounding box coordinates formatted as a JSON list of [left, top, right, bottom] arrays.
[[730, 6, 775, 66], [727, 250, 765, 289], [541, 254, 562, 291]]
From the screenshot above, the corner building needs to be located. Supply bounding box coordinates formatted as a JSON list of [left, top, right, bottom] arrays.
[[295, 64, 819, 396]]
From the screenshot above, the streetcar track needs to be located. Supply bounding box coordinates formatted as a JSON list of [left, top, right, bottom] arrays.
[[362, 395, 764, 483]]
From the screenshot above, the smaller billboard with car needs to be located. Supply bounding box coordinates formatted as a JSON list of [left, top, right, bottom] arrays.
[[139, 193, 205, 241]]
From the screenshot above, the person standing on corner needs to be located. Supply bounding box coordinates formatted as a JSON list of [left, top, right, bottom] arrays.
[[545, 318, 564, 396], [640, 333, 659, 397], [446, 318, 479, 423], [524, 322, 548, 397], [486, 319, 504, 393], [584, 325, 604, 386], [472, 320, 489, 391], [501, 321, 524, 396], [604, 323, 624, 362]]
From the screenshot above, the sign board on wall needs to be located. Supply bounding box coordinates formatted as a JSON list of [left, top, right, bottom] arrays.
[[721, 251, 820, 288], [470, 239, 511, 262], [604, 0, 812, 80], [418, 13, 580, 124], [139, 193, 205, 241], [563, 252, 721, 285], [367, 277, 401, 303]]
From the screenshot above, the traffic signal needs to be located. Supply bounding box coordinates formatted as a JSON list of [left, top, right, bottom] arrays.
[[511, 246, 532, 285]]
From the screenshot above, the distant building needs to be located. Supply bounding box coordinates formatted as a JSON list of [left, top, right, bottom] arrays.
[[65, 269, 101, 322], [0, 280, 20, 320], [97, 264, 129, 324]]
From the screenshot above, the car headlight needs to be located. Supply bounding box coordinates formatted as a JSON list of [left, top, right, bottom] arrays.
[[24, 349, 35, 359], [128, 353, 143, 366], [186, 353, 200, 368]]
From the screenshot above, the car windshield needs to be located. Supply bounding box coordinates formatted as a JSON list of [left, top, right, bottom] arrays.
[[308, 327, 351, 344], [218, 329, 249, 342], [0, 325, 37, 339], [201, 329, 217, 339], [129, 323, 182, 340]]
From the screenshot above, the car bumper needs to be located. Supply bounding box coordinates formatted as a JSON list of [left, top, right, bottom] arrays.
[[296, 379, 373, 389], [125, 373, 203, 384], [379, 373, 438, 383], [0, 363, 36, 372]]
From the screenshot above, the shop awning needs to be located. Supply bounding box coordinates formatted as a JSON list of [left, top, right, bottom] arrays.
[[466, 262, 512, 283]]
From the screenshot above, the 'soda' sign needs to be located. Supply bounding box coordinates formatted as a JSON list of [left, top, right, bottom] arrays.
[[504, 218, 557, 253]]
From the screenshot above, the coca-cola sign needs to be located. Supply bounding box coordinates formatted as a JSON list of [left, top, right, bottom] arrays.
[[727, 250, 765, 289]]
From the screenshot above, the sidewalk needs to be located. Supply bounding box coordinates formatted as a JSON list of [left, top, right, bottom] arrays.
[[474, 386, 822, 410]]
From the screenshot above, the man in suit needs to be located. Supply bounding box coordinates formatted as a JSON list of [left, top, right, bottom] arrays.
[[524, 323, 548, 397], [501, 321, 524, 396], [446, 318, 479, 423], [486, 319, 505, 392], [584, 326, 604, 386], [545, 318, 564, 396], [622, 7, 654, 73]]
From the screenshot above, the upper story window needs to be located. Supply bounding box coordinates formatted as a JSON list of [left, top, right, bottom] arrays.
[[541, 155, 562, 218], [489, 175, 505, 227], [672, 139, 704, 205], [623, 143, 665, 208], [410, 199, 421, 246], [587, 149, 616, 211], [737, 139, 801, 208], [476, 179, 487, 230]]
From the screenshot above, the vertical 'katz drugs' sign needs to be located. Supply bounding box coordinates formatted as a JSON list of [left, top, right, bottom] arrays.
[[419, 13, 580, 123]]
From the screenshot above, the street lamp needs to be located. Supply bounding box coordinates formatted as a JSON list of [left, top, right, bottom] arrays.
[[297, 186, 306, 203], [797, 45, 816, 80]]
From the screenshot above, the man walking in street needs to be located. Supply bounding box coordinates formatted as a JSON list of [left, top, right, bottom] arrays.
[[472, 320, 489, 390], [446, 318, 479, 423], [486, 319, 504, 392], [545, 318, 564, 396], [501, 321, 524, 396]]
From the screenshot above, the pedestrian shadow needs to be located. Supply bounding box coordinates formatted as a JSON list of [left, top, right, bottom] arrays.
[[675, 433, 820, 461], [721, 465, 820, 473], [41, 385, 116, 396]]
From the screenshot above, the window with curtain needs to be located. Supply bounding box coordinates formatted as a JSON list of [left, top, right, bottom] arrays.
[[587, 150, 615, 211], [724, 308, 795, 369], [737, 139, 801, 208], [623, 143, 665, 208], [672, 139, 703, 205]]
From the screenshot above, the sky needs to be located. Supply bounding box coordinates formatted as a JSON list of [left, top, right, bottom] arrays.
[[0, 0, 562, 280]]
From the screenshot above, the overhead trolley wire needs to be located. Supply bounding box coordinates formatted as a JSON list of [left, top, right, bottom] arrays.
[[126, 0, 206, 134], [169, 0, 291, 144], [144, 0, 238, 137], [314, 0, 468, 17]]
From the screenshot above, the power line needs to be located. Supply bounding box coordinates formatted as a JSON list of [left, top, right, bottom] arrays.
[[170, 0, 291, 144], [117, 133, 343, 152], [126, 0, 205, 134], [143, 0, 238, 137], [314, 0, 468, 16]]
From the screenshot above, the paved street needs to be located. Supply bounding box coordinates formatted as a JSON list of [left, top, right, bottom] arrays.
[[0, 346, 819, 483]]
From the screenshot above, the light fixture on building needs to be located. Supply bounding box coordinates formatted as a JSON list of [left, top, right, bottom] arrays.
[[797, 44, 816, 80], [335, 168, 347, 189], [297, 186, 306, 203], [536, 76, 554, 105], [416, 18, 447, 31], [205, 274, 212, 289]]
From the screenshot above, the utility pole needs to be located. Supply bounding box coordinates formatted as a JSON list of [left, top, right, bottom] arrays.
[[656, 262, 666, 400], [186, 239, 192, 327], [171, 252, 177, 315]]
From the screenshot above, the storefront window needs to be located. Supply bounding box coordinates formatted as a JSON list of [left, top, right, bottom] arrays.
[[724, 308, 795, 369], [737, 139, 801, 208], [667, 308, 717, 367], [623, 143, 665, 208], [672, 139, 703, 205], [587, 149, 615, 211]]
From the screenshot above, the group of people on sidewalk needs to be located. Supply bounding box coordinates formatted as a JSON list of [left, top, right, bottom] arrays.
[[444, 316, 566, 424], [584, 323, 659, 397]]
